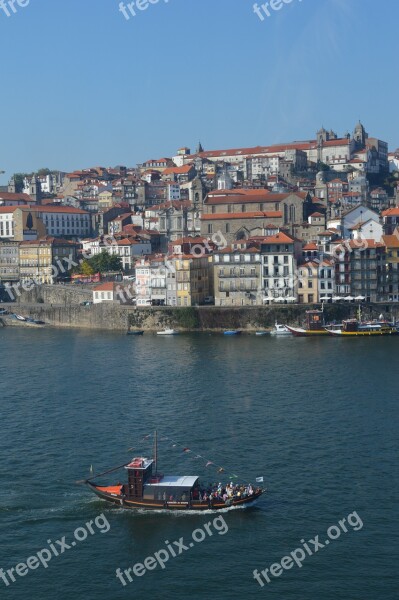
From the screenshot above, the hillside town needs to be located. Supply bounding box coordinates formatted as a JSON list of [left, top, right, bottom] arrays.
[[1, 121, 399, 306]]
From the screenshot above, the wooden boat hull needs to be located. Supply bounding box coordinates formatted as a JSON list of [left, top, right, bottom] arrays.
[[87, 481, 263, 511], [285, 326, 330, 337], [127, 331, 144, 335], [328, 329, 398, 337]]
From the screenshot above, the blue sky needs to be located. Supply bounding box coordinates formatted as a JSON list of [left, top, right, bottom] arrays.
[[0, 0, 397, 184]]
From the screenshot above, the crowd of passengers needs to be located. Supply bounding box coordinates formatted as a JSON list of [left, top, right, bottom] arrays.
[[192, 482, 256, 505]]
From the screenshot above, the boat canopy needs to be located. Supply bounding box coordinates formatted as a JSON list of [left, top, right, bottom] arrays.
[[146, 475, 199, 488]]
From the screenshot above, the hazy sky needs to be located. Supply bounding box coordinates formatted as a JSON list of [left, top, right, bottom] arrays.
[[0, 0, 397, 184]]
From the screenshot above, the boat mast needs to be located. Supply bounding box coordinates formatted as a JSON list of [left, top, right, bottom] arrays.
[[154, 430, 158, 474]]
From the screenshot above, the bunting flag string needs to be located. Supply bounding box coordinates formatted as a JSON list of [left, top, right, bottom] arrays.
[[128, 430, 255, 485]]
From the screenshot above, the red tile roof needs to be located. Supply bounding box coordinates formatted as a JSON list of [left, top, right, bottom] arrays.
[[93, 283, 115, 292], [382, 208, 399, 217], [0, 192, 31, 202], [382, 234, 399, 248], [163, 165, 193, 175], [201, 211, 282, 220]]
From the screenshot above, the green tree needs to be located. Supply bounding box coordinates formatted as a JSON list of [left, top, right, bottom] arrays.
[[317, 161, 330, 172], [12, 173, 26, 193], [81, 260, 95, 275], [88, 251, 122, 273]]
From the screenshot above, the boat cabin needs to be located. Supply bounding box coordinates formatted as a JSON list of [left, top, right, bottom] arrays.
[[124, 457, 155, 499], [142, 475, 200, 502], [124, 457, 200, 502], [342, 320, 389, 333], [305, 309, 325, 330]]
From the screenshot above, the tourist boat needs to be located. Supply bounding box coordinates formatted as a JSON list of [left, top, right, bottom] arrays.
[[157, 328, 179, 336], [85, 434, 264, 512], [223, 330, 241, 336], [127, 330, 144, 335], [285, 309, 330, 337], [328, 319, 398, 337], [270, 322, 292, 336]]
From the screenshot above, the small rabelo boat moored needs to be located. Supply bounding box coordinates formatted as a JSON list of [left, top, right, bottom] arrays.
[[285, 309, 330, 337], [85, 434, 264, 511], [327, 319, 398, 337]]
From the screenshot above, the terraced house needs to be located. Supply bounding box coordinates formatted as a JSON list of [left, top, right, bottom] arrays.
[[381, 232, 399, 301], [19, 237, 79, 285], [0, 240, 20, 283], [167, 255, 210, 306], [213, 240, 261, 306], [258, 231, 302, 302]]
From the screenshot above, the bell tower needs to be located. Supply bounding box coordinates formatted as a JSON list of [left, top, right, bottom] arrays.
[[29, 175, 42, 204]]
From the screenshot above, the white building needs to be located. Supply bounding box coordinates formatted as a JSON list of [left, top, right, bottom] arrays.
[[135, 255, 167, 306], [0, 207, 16, 238], [328, 205, 380, 239], [318, 258, 335, 300], [93, 282, 117, 304], [38, 206, 92, 238], [83, 237, 151, 270], [349, 218, 383, 243], [258, 231, 301, 301], [167, 183, 181, 201]]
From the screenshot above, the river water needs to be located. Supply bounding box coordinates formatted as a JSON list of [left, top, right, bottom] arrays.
[[0, 328, 397, 599]]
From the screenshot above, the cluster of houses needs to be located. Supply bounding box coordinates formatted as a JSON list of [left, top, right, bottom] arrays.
[[1, 121, 399, 305]]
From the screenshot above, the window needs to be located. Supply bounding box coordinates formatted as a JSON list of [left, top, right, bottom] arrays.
[[207, 224, 213, 234]]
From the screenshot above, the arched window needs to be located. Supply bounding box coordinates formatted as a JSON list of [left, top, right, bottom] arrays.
[[284, 204, 288, 224], [289, 204, 296, 223]]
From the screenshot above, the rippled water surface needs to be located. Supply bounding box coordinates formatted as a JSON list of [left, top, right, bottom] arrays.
[[0, 328, 397, 599]]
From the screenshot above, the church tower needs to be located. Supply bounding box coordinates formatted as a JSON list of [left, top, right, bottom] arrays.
[[29, 175, 42, 204], [8, 176, 16, 193], [196, 141, 204, 154], [353, 121, 368, 148]]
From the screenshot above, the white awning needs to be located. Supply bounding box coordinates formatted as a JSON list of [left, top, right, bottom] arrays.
[[355, 295, 365, 300], [146, 476, 199, 488]]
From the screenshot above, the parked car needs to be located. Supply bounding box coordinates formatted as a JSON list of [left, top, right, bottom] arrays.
[[203, 296, 214, 305]]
